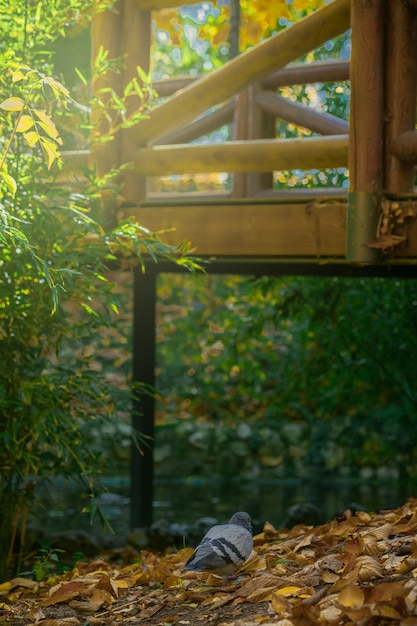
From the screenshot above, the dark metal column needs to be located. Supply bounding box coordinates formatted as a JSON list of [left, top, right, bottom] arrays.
[[130, 265, 157, 529]]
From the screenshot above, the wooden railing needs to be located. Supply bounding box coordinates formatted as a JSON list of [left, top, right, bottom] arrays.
[[91, 0, 351, 209], [87, 0, 417, 264]]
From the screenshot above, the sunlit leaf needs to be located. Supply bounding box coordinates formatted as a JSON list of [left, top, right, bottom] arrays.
[[39, 136, 61, 169], [33, 109, 60, 139], [338, 585, 365, 608], [23, 130, 40, 147], [16, 114, 34, 132], [0, 171, 17, 195], [0, 97, 24, 111]]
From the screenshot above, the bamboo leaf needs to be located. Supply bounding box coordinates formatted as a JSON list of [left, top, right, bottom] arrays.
[[0, 97, 25, 111], [74, 67, 88, 86], [39, 136, 61, 169], [33, 109, 59, 139], [16, 115, 34, 132], [23, 130, 40, 147], [11, 69, 26, 83], [0, 171, 17, 196]]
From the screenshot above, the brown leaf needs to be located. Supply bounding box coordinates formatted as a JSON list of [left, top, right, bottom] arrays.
[[41, 582, 89, 607], [353, 555, 383, 581], [94, 573, 118, 598], [89, 588, 114, 609], [35, 617, 81, 626], [338, 585, 365, 608], [0, 577, 39, 594], [271, 590, 291, 615], [366, 234, 406, 249]]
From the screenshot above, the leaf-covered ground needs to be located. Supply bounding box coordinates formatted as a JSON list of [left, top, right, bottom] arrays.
[[2, 499, 417, 626]]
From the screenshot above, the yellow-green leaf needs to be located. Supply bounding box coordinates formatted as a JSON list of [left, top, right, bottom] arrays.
[[11, 69, 26, 83], [33, 109, 59, 138], [0, 171, 17, 196], [0, 97, 25, 112], [16, 115, 34, 132], [23, 131, 40, 147], [39, 136, 61, 169]]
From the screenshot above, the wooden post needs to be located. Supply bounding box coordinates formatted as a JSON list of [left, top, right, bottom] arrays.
[[347, 0, 384, 264], [131, 266, 157, 529], [91, 1, 123, 224], [384, 0, 417, 193], [118, 0, 152, 218], [246, 85, 275, 197], [231, 92, 249, 198]]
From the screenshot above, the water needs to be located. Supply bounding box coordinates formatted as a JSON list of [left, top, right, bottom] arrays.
[[30, 475, 416, 546]]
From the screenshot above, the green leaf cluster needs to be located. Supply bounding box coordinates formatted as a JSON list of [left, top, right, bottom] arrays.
[[0, 0, 200, 581], [154, 274, 417, 482]]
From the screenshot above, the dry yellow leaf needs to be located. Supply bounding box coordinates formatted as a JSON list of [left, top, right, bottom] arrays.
[[275, 586, 303, 597], [320, 605, 343, 622], [322, 570, 339, 583], [271, 590, 291, 615], [338, 585, 365, 608], [353, 555, 383, 581]]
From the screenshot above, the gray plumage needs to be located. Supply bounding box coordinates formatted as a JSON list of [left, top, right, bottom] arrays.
[[183, 511, 253, 575]]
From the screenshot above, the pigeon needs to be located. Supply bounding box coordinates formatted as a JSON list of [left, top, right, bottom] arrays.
[[183, 511, 253, 576]]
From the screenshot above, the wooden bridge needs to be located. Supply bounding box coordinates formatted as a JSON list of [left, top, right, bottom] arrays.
[[90, 0, 417, 527]]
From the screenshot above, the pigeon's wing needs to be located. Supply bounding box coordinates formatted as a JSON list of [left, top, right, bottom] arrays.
[[184, 523, 253, 573]]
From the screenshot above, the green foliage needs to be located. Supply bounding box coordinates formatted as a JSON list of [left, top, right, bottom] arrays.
[[0, 0, 200, 581], [155, 274, 417, 482], [20, 547, 84, 581]]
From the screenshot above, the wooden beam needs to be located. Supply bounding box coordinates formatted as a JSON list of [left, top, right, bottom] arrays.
[[153, 60, 350, 98], [261, 59, 350, 88], [385, 0, 417, 193], [136, 0, 202, 9], [135, 136, 348, 176], [134, 201, 347, 257], [256, 91, 349, 135], [145, 187, 348, 202], [153, 76, 196, 97], [131, 0, 350, 145], [153, 101, 234, 145], [391, 130, 417, 163]]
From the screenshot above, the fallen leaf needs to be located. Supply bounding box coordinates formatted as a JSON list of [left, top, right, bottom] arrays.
[[338, 585, 365, 608], [367, 234, 406, 249]]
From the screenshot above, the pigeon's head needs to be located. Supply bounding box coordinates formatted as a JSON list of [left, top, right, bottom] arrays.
[[229, 511, 252, 533]]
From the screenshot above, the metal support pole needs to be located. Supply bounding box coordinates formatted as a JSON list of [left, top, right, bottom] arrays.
[[130, 266, 156, 529]]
